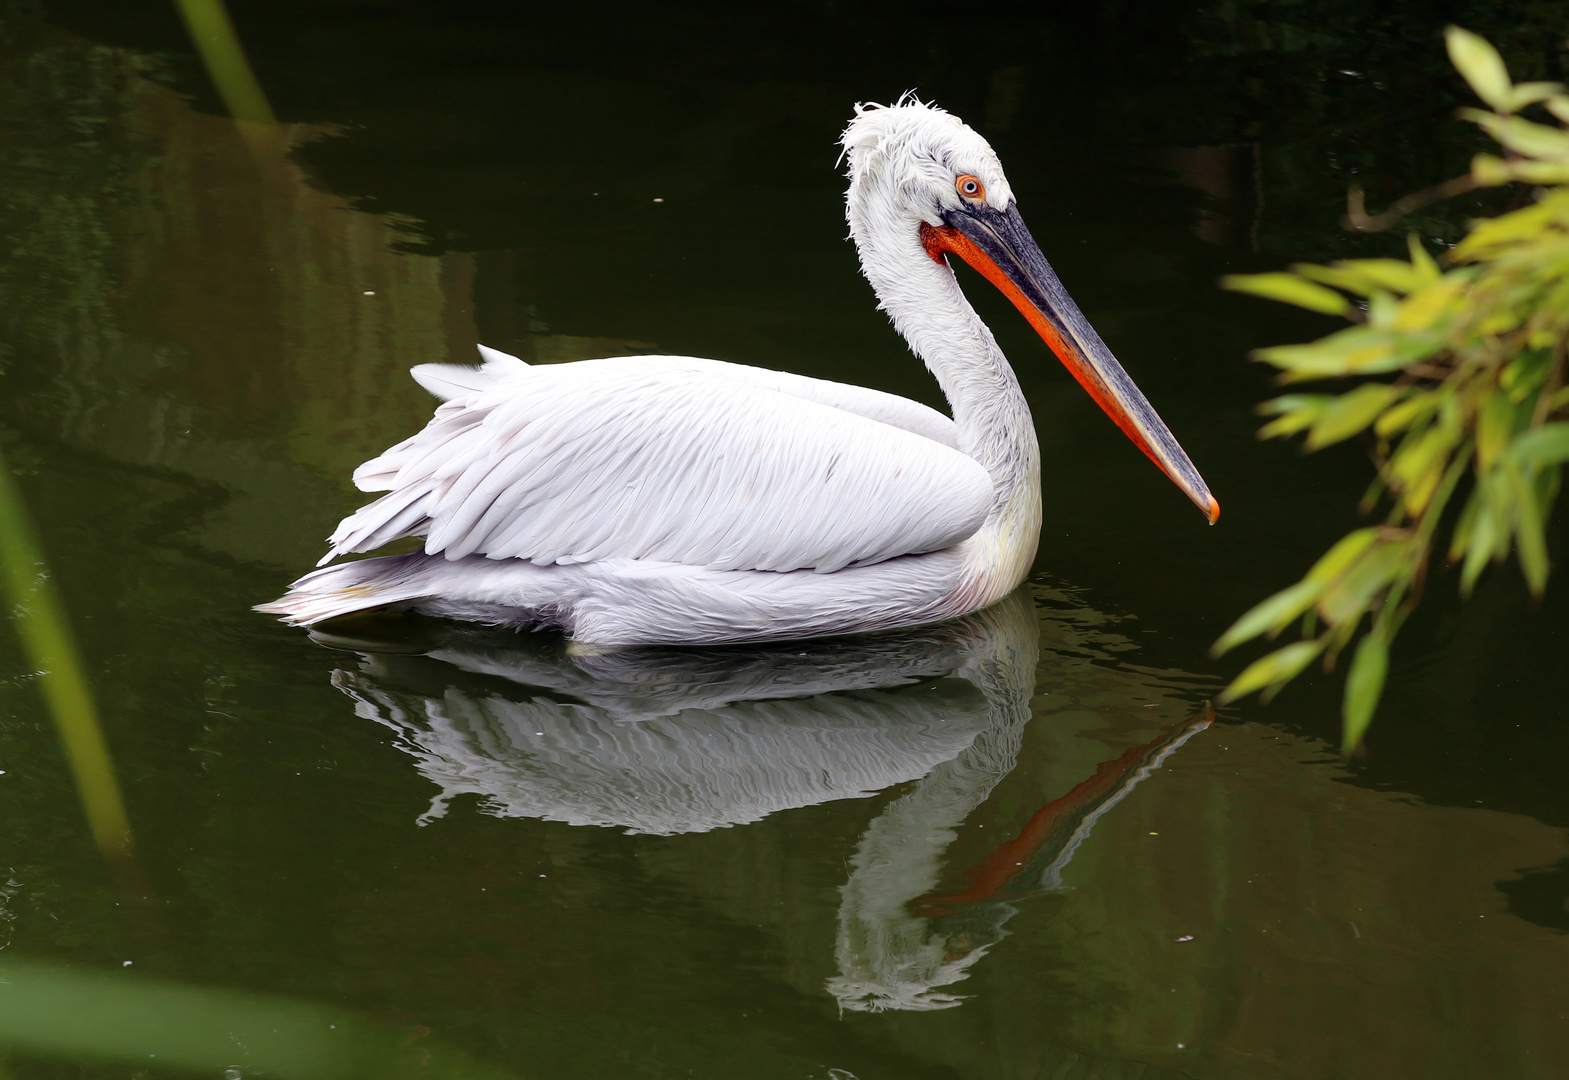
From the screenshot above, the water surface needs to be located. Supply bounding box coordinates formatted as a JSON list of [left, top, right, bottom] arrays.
[[1, 5, 1567, 1078]]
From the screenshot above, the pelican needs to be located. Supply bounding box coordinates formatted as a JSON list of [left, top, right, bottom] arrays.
[[260, 100, 1217, 645]]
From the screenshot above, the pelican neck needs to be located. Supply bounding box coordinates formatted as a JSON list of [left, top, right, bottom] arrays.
[[848, 214, 1038, 497]]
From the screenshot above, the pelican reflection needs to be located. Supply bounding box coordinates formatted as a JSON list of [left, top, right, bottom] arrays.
[[315, 588, 1208, 1010]]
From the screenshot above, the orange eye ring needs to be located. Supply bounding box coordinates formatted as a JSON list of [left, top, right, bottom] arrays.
[[955, 174, 984, 199]]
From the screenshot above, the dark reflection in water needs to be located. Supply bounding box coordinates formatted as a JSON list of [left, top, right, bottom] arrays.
[[318, 592, 1207, 1014], [1497, 860, 1569, 935]]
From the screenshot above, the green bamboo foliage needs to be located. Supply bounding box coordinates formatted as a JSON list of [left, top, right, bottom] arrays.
[[1214, 27, 1569, 752], [0, 449, 134, 858]]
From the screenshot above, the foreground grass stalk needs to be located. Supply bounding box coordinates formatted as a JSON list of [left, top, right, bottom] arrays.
[[172, 0, 282, 162], [171, 0, 275, 125], [0, 452, 134, 859]]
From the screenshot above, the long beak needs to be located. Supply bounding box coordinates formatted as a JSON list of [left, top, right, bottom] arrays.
[[921, 203, 1219, 524]]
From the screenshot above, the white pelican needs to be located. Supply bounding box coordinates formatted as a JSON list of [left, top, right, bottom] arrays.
[[260, 100, 1217, 645]]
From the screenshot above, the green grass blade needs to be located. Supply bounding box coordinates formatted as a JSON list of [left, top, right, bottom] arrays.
[[172, 0, 277, 125], [0, 957, 520, 1080], [0, 453, 133, 859]]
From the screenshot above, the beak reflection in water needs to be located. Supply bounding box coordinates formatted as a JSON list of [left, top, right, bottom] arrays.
[[317, 587, 1211, 1012]]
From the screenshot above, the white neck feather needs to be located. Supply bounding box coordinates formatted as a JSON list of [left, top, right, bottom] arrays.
[[848, 191, 1042, 595]]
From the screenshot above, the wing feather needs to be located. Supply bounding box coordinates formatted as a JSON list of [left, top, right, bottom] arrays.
[[324, 356, 991, 573]]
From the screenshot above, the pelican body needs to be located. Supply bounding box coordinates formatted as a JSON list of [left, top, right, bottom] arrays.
[[261, 101, 1216, 645]]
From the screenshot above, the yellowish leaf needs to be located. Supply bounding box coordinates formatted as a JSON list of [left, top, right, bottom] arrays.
[[1317, 541, 1407, 625], [1470, 153, 1516, 187], [1306, 384, 1399, 449], [1505, 461, 1550, 594], [1212, 580, 1323, 656], [1219, 640, 1324, 704], [1508, 423, 1569, 467], [1476, 390, 1517, 469], [1392, 276, 1467, 332], [1365, 291, 1400, 328], [1446, 25, 1512, 110], [1293, 263, 1381, 297], [1342, 631, 1388, 753], [1342, 259, 1421, 295], [1306, 528, 1381, 586], [1503, 81, 1566, 112], [1406, 234, 1441, 285], [1389, 426, 1458, 514], [1454, 200, 1556, 260], [1502, 159, 1569, 185], [1222, 272, 1352, 316], [1375, 391, 1441, 438], [1470, 112, 1569, 160]]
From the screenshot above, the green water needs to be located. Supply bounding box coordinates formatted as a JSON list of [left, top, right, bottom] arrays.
[[2, 3, 1568, 1077]]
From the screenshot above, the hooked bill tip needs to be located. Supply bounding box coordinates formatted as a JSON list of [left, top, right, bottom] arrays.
[[1204, 495, 1221, 525]]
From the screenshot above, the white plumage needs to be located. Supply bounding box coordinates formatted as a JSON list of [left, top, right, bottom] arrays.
[[326, 351, 992, 574], [261, 99, 1214, 645]]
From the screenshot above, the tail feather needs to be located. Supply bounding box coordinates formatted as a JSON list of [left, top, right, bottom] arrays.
[[410, 343, 529, 402], [256, 555, 434, 626], [319, 484, 431, 566]]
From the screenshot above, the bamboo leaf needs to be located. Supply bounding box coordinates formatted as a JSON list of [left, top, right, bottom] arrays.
[[1305, 527, 1381, 585], [1306, 383, 1398, 449], [1470, 152, 1517, 187], [1293, 263, 1381, 297], [1393, 275, 1467, 332], [1256, 329, 1412, 381], [1506, 461, 1550, 594], [1256, 394, 1335, 440], [1406, 234, 1441, 285], [1469, 112, 1569, 160], [1501, 349, 1553, 400], [1389, 426, 1458, 514], [1317, 541, 1408, 625], [1257, 393, 1335, 416], [1212, 580, 1322, 656], [1484, 468, 1515, 564], [1448, 485, 1483, 562], [1365, 290, 1400, 327], [1476, 389, 1517, 469], [1258, 413, 1317, 439], [1508, 423, 1569, 468], [1341, 259, 1421, 296], [1446, 25, 1513, 110], [1501, 159, 1569, 184], [1222, 272, 1352, 316], [1375, 391, 1441, 438], [1342, 631, 1389, 753], [1502, 81, 1566, 112], [1460, 491, 1496, 596], [1218, 640, 1324, 704], [1454, 200, 1557, 260]]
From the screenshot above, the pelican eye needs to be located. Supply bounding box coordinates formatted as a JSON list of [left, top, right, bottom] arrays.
[[955, 174, 984, 199]]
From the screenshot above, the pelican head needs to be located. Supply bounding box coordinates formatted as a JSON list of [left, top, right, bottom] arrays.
[[842, 99, 1219, 524]]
